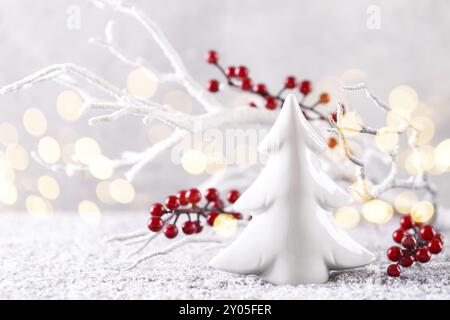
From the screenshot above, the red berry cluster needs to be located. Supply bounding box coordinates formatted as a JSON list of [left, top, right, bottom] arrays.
[[205, 50, 337, 127], [386, 215, 444, 277], [148, 188, 243, 239]]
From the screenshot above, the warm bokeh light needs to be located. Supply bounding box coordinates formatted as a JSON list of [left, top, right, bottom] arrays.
[[389, 85, 418, 112], [213, 214, 238, 237], [0, 122, 19, 147], [394, 191, 418, 215], [78, 200, 101, 225], [88, 155, 114, 180], [23, 108, 47, 136], [386, 109, 411, 129], [410, 116, 435, 146], [0, 183, 18, 205], [26, 195, 53, 217], [74, 137, 101, 165], [404, 146, 435, 175], [338, 112, 363, 137], [433, 139, 450, 170], [127, 68, 158, 99], [205, 151, 227, 175], [37, 175, 60, 200], [148, 123, 173, 144], [362, 199, 393, 224], [374, 127, 399, 152], [181, 149, 207, 175], [109, 178, 135, 204], [334, 206, 360, 229], [411, 201, 434, 223], [96, 181, 115, 204], [61, 143, 76, 164], [56, 90, 83, 122], [5, 144, 29, 171], [38, 136, 61, 164], [349, 179, 373, 202], [163, 90, 193, 114]]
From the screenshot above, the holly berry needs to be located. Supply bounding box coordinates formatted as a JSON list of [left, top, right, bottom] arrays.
[[419, 225, 436, 241], [400, 216, 413, 230], [299, 80, 312, 95], [400, 255, 415, 268], [232, 212, 243, 220], [204, 188, 219, 202], [147, 217, 164, 232], [428, 238, 443, 254], [227, 190, 240, 204], [177, 190, 189, 206], [416, 247, 431, 263], [265, 96, 278, 110], [255, 83, 267, 95], [387, 264, 401, 277], [330, 112, 338, 123], [284, 76, 296, 89], [207, 212, 219, 226], [149, 203, 164, 217], [226, 66, 236, 78], [236, 65, 248, 79], [387, 246, 403, 262], [193, 221, 203, 233], [163, 224, 178, 239], [434, 233, 444, 244], [186, 188, 202, 204], [206, 50, 218, 64], [211, 199, 224, 210], [207, 79, 219, 92], [392, 229, 405, 243], [182, 221, 197, 235], [165, 195, 180, 210], [249, 102, 257, 108], [319, 92, 330, 104], [327, 137, 338, 149], [401, 234, 417, 250], [241, 78, 252, 91]]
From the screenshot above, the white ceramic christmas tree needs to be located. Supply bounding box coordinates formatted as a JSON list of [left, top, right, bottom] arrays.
[[209, 94, 375, 285]]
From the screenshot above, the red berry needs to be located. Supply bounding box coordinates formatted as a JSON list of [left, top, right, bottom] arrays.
[[165, 195, 180, 210], [387, 264, 401, 277], [186, 188, 202, 204], [330, 112, 337, 123], [192, 221, 203, 233], [419, 225, 436, 241], [207, 79, 219, 92], [147, 217, 163, 232], [163, 224, 178, 239], [182, 221, 196, 235], [434, 233, 444, 244], [211, 199, 224, 210], [400, 216, 413, 230], [387, 246, 403, 262], [401, 234, 417, 250], [236, 65, 248, 79], [226, 66, 236, 77], [227, 190, 240, 204], [204, 188, 219, 202], [327, 137, 338, 149], [177, 190, 189, 206], [249, 102, 257, 108], [319, 92, 330, 104], [400, 255, 415, 267], [207, 212, 219, 226], [149, 203, 164, 217], [232, 212, 243, 220], [416, 247, 431, 263], [428, 238, 443, 254], [392, 229, 405, 243], [284, 76, 296, 89], [255, 83, 267, 95], [265, 96, 278, 110], [206, 50, 218, 64], [241, 78, 252, 91], [299, 80, 312, 95]]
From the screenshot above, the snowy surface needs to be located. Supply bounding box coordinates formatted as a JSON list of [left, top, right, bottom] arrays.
[[0, 212, 449, 300]]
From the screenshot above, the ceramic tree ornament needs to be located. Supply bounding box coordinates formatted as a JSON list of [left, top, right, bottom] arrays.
[[209, 94, 375, 285]]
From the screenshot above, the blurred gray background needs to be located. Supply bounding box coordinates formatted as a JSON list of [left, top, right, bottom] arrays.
[[1, 0, 450, 214]]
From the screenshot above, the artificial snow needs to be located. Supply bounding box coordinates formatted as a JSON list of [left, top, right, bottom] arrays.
[[0, 213, 449, 299]]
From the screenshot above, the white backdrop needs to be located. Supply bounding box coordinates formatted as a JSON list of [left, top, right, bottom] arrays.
[[1, 0, 450, 212]]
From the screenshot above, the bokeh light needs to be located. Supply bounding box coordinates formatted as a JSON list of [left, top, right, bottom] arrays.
[[23, 108, 47, 136], [38, 136, 61, 164], [349, 179, 373, 202], [375, 127, 399, 152], [37, 175, 60, 200], [5, 144, 29, 171], [163, 90, 193, 114], [148, 123, 173, 144], [109, 178, 135, 204], [362, 199, 393, 224], [411, 201, 434, 223], [0, 122, 19, 147], [78, 200, 101, 225], [88, 155, 114, 180], [389, 85, 418, 113], [74, 137, 101, 165], [213, 214, 238, 237], [127, 68, 158, 99], [433, 139, 450, 170], [26, 195, 53, 217], [56, 90, 83, 122], [181, 149, 207, 175], [409, 116, 435, 146], [394, 191, 418, 215], [338, 112, 363, 137], [334, 206, 360, 229], [96, 181, 115, 204]]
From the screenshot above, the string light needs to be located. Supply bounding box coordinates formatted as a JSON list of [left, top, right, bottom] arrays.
[[411, 201, 434, 223], [362, 199, 393, 224], [213, 214, 237, 237], [78, 200, 101, 225], [127, 68, 158, 99], [109, 178, 135, 204], [74, 137, 101, 165], [56, 90, 83, 122], [37, 136, 61, 164], [23, 108, 47, 136], [334, 206, 360, 229], [394, 191, 418, 215], [181, 149, 207, 175], [37, 175, 60, 200]]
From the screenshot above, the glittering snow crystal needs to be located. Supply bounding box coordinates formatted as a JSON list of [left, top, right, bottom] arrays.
[[209, 94, 375, 285]]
